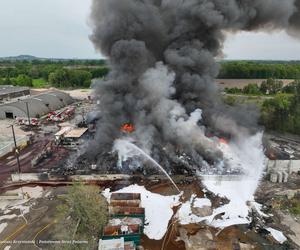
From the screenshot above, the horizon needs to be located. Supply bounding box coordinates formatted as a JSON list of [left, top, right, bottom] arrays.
[[2, 54, 300, 62]]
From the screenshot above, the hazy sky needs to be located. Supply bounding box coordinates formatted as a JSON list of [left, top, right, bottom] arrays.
[[1, 0, 300, 60]]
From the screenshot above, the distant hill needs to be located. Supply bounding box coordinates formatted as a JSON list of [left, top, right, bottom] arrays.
[[0, 55, 103, 62], [0, 55, 40, 61]]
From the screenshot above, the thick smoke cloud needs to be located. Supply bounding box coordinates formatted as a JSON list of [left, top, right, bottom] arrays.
[[88, 0, 300, 169]]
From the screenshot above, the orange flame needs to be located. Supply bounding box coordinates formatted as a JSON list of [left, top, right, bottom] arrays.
[[121, 123, 135, 133], [219, 138, 228, 144]]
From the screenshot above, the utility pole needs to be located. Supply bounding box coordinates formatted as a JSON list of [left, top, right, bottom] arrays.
[[9, 124, 24, 199], [9, 125, 21, 174], [25, 102, 31, 126]]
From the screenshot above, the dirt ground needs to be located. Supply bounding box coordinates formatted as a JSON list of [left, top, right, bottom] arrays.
[[0, 178, 298, 250], [216, 79, 294, 89], [256, 176, 300, 249], [0, 129, 69, 186], [30, 88, 92, 101], [0, 186, 62, 250], [0, 96, 94, 186]]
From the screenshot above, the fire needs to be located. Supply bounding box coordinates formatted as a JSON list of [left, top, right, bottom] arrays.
[[121, 123, 135, 133], [219, 138, 228, 145]]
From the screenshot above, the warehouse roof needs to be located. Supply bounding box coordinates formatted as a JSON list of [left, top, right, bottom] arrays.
[[0, 90, 74, 118], [48, 90, 73, 106], [0, 85, 30, 95]]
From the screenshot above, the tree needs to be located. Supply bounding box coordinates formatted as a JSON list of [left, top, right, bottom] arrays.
[[218, 62, 300, 79], [39, 64, 62, 80], [14, 74, 33, 87], [69, 70, 92, 88], [243, 83, 261, 95], [49, 69, 70, 88], [90, 67, 109, 78], [225, 87, 242, 94], [29, 67, 40, 79], [260, 78, 283, 95], [3, 77, 12, 85], [54, 183, 108, 249], [282, 81, 299, 94], [49, 69, 92, 88], [261, 94, 295, 133]]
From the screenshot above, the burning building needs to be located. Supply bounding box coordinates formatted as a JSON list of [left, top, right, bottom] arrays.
[[75, 0, 300, 177]]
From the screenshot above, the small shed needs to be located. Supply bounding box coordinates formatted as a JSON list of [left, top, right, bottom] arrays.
[[54, 126, 73, 141], [64, 128, 88, 139], [61, 128, 88, 148]]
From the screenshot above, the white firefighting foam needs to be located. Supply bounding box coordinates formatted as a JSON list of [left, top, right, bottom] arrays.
[[178, 132, 267, 228]]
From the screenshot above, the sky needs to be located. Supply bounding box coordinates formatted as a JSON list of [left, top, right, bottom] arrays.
[[0, 0, 300, 60]]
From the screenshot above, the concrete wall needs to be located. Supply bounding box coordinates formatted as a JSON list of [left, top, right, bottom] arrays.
[[290, 160, 300, 173], [11, 173, 49, 182], [267, 160, 300, 174]]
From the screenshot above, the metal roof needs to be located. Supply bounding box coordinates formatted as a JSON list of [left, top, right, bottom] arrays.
[[0, 85, 30, 95], [64, 128, 88, 138], [34, 93, 65, 110], [48, 90, 73, 106], [0, 91, 74, 118], [55, 126, 73, 137]]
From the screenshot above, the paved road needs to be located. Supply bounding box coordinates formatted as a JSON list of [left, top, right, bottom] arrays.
[[0, 189, 61, 250]]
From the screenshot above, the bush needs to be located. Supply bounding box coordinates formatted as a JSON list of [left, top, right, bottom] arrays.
[[225, 87, 242, 94], [260, 78, 283, 95], [13, 74, 33, 87], [282, 80, 300, 94], [49, 69, 92, 88], [261, 82, 300, 135], [55, 183, 108, 249], [224, 96, 238, 105], [243, 83, 261, 95]]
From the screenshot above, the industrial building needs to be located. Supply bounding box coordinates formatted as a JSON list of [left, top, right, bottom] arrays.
[[267, 160, 300, 183], [0, 90, 73, 119], [0, 85, 30, 102], [55, 127, 88, 148]]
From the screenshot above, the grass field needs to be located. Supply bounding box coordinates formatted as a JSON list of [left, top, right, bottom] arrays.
[[32, 78, 48, 88]]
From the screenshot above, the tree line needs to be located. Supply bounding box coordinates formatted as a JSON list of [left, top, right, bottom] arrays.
[[219, 61, 300, 79], [225, 78, 300, 135], [261, 81, 300, 135], [2, 60, 300, 88], [225, 79, 299, 96], [0, 61, 109, 88], [0, 58, 106, 66]]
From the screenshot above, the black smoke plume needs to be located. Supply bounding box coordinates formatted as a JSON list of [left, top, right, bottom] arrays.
[[86, 0, 300, 173]]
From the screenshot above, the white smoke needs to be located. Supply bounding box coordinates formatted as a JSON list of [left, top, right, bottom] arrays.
[[112, 137, 140, 169], [137, 62, 219, 157]]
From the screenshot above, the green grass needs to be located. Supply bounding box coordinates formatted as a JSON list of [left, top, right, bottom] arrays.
[[289, 198, 300, 216], [290, 206, 300, 215], [273, 196, 300, 216], [32, 78, 48, 88]]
